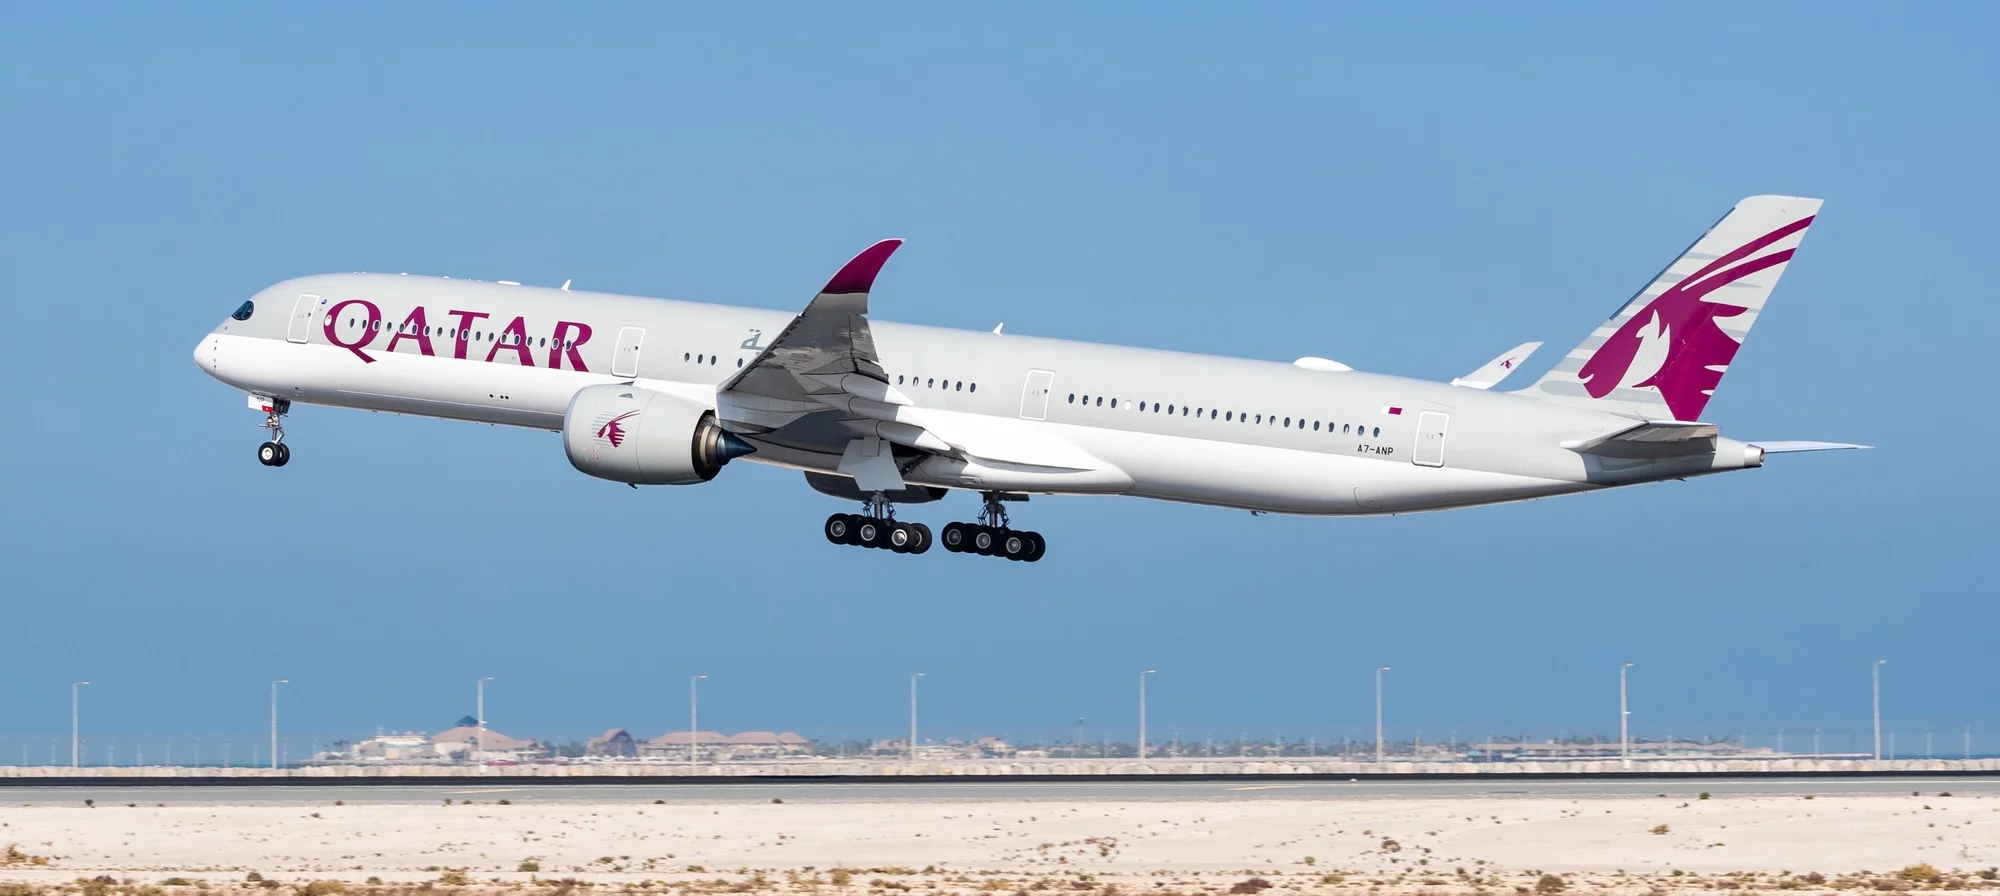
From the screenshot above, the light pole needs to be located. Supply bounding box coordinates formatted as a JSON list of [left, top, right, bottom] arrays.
[[1374, 666, 1390, 762], [909, 673, 925, 764], [689, 674, 707, 772], [71, 681, 90, 768], [1139, 669, 1157, 763], [270, 679, 289, 770], [476, 676, 494, 765], [1872, 659, 1887, 761], [1620, 663, 1634, 769]]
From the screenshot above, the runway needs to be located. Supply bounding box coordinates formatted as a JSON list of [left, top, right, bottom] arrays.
[[5, 775, 1996, 805]]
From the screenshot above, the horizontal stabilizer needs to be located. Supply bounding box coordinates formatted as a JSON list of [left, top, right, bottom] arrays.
[[1451, 341, 1542, 389], [1562, 420, 1718, 459], [1750, 440, 1871, 454]]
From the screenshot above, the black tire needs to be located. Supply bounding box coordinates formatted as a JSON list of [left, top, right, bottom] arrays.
[[940, 522, 968, 552], [887, 522, 916, 553], [824, 514, 853, 545], [257, 442, 280, 466], [857, 517, 887, 549], [908, 522, 933, 555], [273, 443, 291, 467], [1022, 531, 1047, 563], [1001, 530, 1031, 561], [971, 526, 997, 556]]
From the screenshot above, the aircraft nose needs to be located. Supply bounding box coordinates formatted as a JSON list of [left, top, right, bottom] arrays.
[[193, 334, 220, 375]]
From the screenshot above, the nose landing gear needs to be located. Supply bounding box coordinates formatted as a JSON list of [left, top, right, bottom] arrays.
[[824, 492, 932, 555], [254, 396, 293, 467], [941, 491, 1045, 562]]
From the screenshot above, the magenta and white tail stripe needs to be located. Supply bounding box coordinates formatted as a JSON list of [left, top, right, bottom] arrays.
[[1520, 195, 1822, 421]]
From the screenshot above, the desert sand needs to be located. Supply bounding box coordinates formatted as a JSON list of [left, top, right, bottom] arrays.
[[3, 789, 1996, 894]]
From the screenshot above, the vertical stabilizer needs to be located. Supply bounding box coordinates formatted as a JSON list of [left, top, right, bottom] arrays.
[[1519, 195, 1822, 420]]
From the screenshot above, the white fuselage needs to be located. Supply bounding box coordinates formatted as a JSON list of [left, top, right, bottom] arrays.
[[197, 273, 1762, 515]]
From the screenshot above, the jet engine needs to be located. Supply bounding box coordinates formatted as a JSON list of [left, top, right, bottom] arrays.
[[563, 384, 755, 485]]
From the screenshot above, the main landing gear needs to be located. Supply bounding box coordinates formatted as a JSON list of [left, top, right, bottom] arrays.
[[824, 492, 932, 554], [255, 397, 293, 467], [940, 491, 1046, 562]]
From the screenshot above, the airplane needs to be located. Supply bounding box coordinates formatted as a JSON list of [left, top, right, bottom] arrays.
[[195, 195, 1863, 562]]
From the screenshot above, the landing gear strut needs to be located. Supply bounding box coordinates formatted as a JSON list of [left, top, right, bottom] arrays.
[[824, 491, 932, 554], [255, 397, 292, 467], [941, 491, 1046, 562]]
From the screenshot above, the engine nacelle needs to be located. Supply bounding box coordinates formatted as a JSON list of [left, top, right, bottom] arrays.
[[563, 384, 755, 485]]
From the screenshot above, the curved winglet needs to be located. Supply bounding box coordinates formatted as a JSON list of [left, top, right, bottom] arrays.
[[821, 239, 904, 295]]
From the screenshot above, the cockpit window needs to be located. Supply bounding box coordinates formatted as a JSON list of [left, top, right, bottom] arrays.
[[230, 300, 255, 321]]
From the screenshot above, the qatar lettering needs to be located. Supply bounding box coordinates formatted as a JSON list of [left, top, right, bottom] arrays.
[[321, 299, 594, 372]]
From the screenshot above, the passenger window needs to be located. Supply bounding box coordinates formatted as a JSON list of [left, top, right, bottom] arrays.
[[927, 378, 934, 388], [1373, 426, 1381, 437], [1225, 412, 1233, 421], [1110, 398, 1118, 409], [685, 352, 692, 361], [1095, 397, 1103, 407], [1068, 394, 1075, 403], [969, 383, 977, 393], [1254, 414, 1262, 424], [1167, 404, 1175, 414], [955, 381, 962, 391], [898, 375, 905, 385], [1284, 417, 1291, 427]]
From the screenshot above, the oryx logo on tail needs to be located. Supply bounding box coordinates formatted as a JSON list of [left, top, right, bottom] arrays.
[[1524, 196, 1822, 422], [1576, 216, 1811, 421]]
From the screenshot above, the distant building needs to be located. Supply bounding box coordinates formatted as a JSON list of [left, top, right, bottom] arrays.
[[643, 730, 811, 760], [587, 729, 638, 759], [431, 725, 540, 760], [352, 733, 439, 761]]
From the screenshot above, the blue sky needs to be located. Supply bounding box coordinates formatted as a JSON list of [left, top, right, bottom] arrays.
[[1, 4, 1994, 756]]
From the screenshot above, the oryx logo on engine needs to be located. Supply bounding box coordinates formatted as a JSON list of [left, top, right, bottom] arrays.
[[595, 411, 639, 448]]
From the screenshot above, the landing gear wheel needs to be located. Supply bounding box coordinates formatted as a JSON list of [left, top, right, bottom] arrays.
[[258, 442, 282, 466], [1021, 531, 1046, 563], [940, 522, 969, 553], [1001, 530, 1032, 561], [908, 522, 933, 555], [857, 518, 888, 550], [971, 526, 998, 556], [273, 443, 290, 466], [887, 522, 918, 554], [824, 513, 856, 545]]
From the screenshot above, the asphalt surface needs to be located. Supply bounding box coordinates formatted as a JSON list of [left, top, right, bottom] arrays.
[[3, 777, 1993, 805]]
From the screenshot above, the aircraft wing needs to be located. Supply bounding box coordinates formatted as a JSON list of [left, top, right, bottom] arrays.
[[718, 239, 907, 431], [1451, 341, 1541, 389], [717, 240, 1115, 492]]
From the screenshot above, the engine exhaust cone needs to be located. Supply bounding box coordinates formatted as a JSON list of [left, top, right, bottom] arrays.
[[719, 432, 757, 462]]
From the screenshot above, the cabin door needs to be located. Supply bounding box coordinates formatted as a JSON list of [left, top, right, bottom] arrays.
[[1018, 369, 1055, 420], [1413, 411, 1449, 467], [611, 327, 646, 378], [286, 294, 319, 344]]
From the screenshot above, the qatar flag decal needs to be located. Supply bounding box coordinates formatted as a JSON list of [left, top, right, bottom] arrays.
[[1382, 406, 1404, 416]]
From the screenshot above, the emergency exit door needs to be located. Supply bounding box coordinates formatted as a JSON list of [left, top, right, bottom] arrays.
[[1413, 411, 1449, 467], [611, 327, 645, 378], [1018, 369, 1055, 420], [286, 294, 319, 344]]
